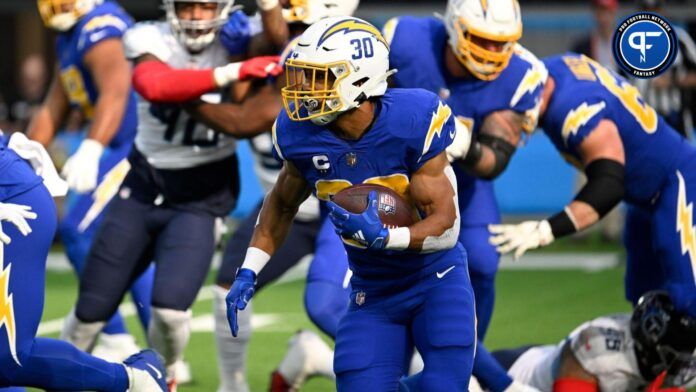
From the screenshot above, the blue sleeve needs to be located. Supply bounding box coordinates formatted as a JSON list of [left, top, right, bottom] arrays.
[[562, 96, 609, 152], [77, 11, 132, 56], [406, 93, 455, 172]]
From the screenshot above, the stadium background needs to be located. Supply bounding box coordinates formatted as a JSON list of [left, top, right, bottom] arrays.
[[1, 0, 694, 390]]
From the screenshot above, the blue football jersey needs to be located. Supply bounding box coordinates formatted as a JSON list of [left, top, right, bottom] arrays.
[[272, 88, 465, 287], [0, 135, 43, 202], [540, 53, 696, 206], [385, 16, 547, 224], [55, 1, 137, 149]]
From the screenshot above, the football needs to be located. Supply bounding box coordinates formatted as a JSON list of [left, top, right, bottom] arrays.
[[332, 184, 415, 228]]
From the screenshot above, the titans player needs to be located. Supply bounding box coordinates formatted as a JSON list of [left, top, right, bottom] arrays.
[[28, 0, 152, 357], [490, 53, 696, 319], [384, 0, 546, 390], [0, 133, 166, 391], [227, 17, 476, 391]]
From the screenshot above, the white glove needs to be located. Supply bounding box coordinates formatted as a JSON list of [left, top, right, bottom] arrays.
[[446, 117, 472, 162], [0, 203, 37, 244], [61, 139, 104, 193], [489, 220, 554, 260], [503, 381, 543, 392], [8, 132, 68, 197]]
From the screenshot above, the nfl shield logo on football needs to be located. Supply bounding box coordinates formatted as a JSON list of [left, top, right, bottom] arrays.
[[355, 291, 366, 306], [379, 193, 396, 215]]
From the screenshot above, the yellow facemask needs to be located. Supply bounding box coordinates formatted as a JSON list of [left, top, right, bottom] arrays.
[[281, 59, 350, 122], [452, 17, 521, 81]]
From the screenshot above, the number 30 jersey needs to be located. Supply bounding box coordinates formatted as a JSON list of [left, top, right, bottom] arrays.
[[540, 54, 696, 206], [272, 88, 467, 290], [123, 21, 235, 169]]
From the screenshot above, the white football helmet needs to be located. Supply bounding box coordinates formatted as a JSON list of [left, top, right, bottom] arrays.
[[163, 0, 239, 52], [283, 0, 359, 25], [444, 0, 522, 80], [37, 0, 103, 31], [281, 16, 394, 125]]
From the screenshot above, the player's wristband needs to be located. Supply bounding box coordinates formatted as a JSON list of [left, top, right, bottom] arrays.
[[256, 0, 279, 10], [461, 139, 482, 166], [240, 247, 271, 275], [547, 207, 578, 239], [385, 227, 410, 250]]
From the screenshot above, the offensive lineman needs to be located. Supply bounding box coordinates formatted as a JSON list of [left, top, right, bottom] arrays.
[[227, 16, 476, 391], [60, 0, 279, 389], [489, 54, 696, 318], [384, 0, 547, 390]]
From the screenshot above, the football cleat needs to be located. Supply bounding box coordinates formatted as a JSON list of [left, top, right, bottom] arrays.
[[273, 330, 335, 390], [124, 349, 167, 391]]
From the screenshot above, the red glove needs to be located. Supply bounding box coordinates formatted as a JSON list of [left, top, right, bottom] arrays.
[[645, 371, 686, 392], [239, 56, 283, 80]]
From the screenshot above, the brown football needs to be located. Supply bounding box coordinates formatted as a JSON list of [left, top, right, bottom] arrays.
[[332, 184, 415, 228]]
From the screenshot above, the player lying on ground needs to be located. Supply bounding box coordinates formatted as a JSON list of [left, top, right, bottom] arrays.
[[488, 54, 696, 317], [476, 291, 696, 392], [385, 0, 547, 390], [59, 0, 279, 389], [226, 16, 477, 391], [31, 0, 153, 358], [0, 132, 166, 391]]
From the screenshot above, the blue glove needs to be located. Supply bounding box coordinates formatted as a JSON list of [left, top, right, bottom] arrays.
[[220, 10, 251, 57], [327, 191, 389, 250], [226, 268, 257, 337]]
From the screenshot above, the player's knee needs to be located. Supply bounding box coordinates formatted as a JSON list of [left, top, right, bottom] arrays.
[[304, 282, 348, 338]]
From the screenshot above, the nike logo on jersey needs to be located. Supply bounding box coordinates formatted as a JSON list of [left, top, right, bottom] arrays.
[[146, 363, 163, 380], [436, 265, 456, 279], [89, 30, 109, 43], [449, 128, 456, 139]]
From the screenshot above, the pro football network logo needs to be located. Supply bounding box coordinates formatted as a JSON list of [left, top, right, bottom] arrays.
[[612, 12, 678, 78]]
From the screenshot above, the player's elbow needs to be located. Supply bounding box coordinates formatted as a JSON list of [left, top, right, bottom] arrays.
[[421, 213, 460, 253]]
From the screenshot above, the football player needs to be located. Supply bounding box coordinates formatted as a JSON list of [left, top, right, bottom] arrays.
[[384, 0, 547, 390], [489, 53, 696, 319], [481, 291, 696, 392], [59, 0, 279, 389], [28, 0, 153, 358], [0, 132, 166, 391], [227, 16, 477, 391], [182, 2, 358, 390]]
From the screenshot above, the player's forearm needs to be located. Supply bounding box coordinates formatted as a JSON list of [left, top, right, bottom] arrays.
[[258, 1, 288, 49], [26, 107, 61, 146], [87, 85, 129, 146], [132, 61, 217, 103], [245, 193, 299, 272]]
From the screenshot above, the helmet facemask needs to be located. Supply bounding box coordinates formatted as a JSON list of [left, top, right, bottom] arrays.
[[37, 0, 102, 31], [282, 59, 350, 125], [163, 0, 237, 52], [451, 17, 516, 81]]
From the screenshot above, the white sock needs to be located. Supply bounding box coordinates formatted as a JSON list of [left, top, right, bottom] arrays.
[[60, 308, 104, 352], [213, 285, 250, 392], [148, 306, 191, 379]]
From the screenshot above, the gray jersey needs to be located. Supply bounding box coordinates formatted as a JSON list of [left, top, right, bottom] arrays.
[[509, 314, 646, 392], [249, 133, 319, 221], [123, 21, 236, 169]]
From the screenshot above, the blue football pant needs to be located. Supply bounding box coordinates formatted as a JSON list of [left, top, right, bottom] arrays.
[[60, 148, 153, 333], [0, 184, 128, 391], [334, 265, 476, 392], [624, 169, 696, 316], [76, 194, 216, 323]]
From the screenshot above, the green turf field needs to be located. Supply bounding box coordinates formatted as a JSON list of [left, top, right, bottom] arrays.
[[35, 265, 633, 391]]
